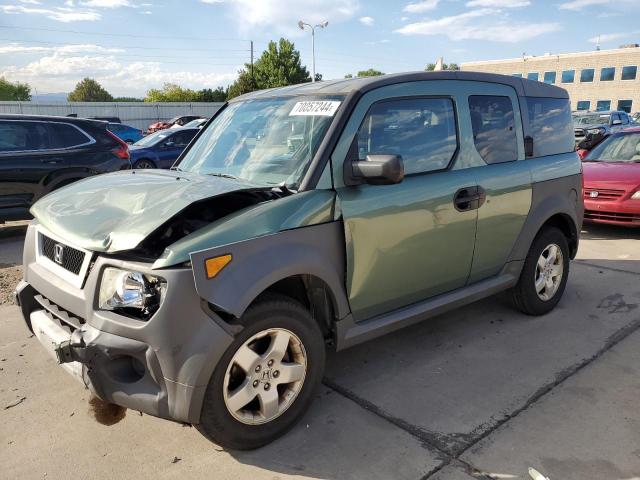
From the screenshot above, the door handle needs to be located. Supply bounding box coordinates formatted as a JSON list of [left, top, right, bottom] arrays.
[[454, 186, 486, 212], [40, 158, 63, 164]]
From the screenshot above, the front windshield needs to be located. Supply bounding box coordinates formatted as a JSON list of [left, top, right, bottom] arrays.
[[177, 96, 343, 187], [575, 115, 609, 126], [133, 130, 170, 147], [586, 133, 640, 162]]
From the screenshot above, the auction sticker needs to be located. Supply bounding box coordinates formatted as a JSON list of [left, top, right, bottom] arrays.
[[290, 100, 341, 117]]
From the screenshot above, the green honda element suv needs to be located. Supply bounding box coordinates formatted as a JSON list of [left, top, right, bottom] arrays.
[[16, 72, 583, 449]]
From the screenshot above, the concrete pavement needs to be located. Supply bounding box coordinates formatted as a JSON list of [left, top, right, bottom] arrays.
[[1, 223, 639, 480]]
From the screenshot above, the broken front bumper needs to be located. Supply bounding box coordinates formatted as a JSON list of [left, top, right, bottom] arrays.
[[16, 224, 234, 424]]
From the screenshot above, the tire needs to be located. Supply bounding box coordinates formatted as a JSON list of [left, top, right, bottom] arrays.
[[510, 226, 570, 315], [196, 294, 325, 450], [133, 159, 155, 169]]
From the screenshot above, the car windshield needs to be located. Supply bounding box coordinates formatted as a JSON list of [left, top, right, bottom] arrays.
[[177, 96, 343, 188], [183, 119, 206, 128], [133, 130, 170, 147], [574, 114, 609, 126], [586, 132, 640, 162]]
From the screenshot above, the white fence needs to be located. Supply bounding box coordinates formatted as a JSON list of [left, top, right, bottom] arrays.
[[0, 102, 224, 130]]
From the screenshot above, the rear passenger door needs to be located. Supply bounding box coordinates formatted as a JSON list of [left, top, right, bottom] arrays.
[[464, 89, 532, 283], [335, 86, 479, 321], [0, 120, 53, 216]]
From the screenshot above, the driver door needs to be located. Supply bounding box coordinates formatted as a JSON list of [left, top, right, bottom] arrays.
[[334, 88, 478, 322]]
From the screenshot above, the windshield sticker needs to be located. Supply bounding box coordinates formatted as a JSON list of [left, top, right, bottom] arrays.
[[289, 101, 341, 117]]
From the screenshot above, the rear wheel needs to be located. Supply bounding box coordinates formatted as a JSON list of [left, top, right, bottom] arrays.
[[196, 295, 325, 450], [133, 159, 155, 169], [510, 227, 570, 315]]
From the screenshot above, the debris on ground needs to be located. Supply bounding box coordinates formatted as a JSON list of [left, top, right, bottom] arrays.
[[0, 266, 22, 305], [4, 396, 26, 410], [171, 456, 181, 464], [88, 395, 126, 426]]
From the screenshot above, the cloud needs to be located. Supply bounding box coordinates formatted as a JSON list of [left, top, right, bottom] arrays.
[[403, 0, 439, 13], [466, 0, 530, 7], [395, 9, 561, 42], [587, 30, 640, 44], [557, 0, 601, 9], [1, 54, 237, 95], [200, 0, 224, 3], [359, 15, 374, 26], [226, 0, 359, 35], [79, 0, 132, 6], [0, 43, 125, 55], [17, 0, 42, 4], [0, 5, 101, 21]]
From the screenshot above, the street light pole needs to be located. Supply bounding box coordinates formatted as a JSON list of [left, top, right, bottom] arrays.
[[298, 20, 328, 82]]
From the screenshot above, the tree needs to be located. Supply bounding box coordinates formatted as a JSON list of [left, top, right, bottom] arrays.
[[197, 87, 227, 102], [144, 83, 199, 102], [344, 69, 384, 78], [227, 38, 311, 99], [67, 78, 113, 102], [0, 77, 31, 101], [426, 63, 459, 71], [113, 96, 143, 102]]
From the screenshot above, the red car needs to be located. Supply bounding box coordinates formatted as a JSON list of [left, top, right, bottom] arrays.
[[147, 115, 203, 134], [582, 127, 640, 226]]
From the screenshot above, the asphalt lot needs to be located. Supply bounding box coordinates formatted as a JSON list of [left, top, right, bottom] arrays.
[[1, 222, 639, 480]]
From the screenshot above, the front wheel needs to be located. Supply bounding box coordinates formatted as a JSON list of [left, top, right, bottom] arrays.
[[510, 226, 570, 315], [196, 295, 325, 450]]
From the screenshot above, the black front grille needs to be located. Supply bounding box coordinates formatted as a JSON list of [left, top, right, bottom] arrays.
[[41, 235, 85, 274]]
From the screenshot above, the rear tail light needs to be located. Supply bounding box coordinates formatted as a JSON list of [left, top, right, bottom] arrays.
[[106, 130, 130, 160]]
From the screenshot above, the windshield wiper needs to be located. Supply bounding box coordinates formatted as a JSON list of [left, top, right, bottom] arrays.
[[206, 172, 238, 180]]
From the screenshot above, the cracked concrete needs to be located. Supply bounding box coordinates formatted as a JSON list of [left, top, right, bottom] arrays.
[[1, 223, 639, 479]]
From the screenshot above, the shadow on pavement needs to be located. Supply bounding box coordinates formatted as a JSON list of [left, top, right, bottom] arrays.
[[581, 222, 640, 241]]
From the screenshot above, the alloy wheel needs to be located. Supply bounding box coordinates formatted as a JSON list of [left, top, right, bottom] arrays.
[[223, 328, 307, 425], [534, 243, 564, 301]]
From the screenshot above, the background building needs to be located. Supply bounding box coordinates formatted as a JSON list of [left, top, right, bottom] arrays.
[[461, 45, 640, 114]]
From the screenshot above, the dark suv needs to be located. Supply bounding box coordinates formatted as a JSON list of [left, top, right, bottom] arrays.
[[0, 115, 131, 222]]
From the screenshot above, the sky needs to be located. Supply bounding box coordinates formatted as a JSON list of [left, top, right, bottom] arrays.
[[0, 0, 638, 96]]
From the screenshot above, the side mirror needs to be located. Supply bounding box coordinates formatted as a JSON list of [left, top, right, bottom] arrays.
[[351, 154, 404, 185], [612, 119, 622, 126]]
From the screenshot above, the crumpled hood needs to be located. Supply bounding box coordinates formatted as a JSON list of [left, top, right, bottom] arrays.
[[31, 169, 263, 253]]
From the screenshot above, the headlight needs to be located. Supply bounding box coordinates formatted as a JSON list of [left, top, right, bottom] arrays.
[[632, 191, 640, 200], [99, 268, 165, 320], [586, 127, 606, 135]]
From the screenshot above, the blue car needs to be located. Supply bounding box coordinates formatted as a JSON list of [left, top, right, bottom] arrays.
[[129, 127, 199, 169], [107, 122, 144, 144]]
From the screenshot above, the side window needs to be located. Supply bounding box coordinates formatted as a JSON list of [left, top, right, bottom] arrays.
[[468, 95, 518, 164], [356, 97, 457, 175], [49, 123, 92, 149], [171, 130, 196, 147], [525, 97, 574, 158], [0, 121, 49, 152]]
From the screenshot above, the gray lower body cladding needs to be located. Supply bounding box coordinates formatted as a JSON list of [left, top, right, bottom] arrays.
[[16, 224, 233, 424]]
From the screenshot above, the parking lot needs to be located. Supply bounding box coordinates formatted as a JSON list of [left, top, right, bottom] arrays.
[[1, 222, 639, 480]]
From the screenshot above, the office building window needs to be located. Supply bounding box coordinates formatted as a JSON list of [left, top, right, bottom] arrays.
[[576, 101, 590, 111], [527, 72, 539, 81], [617, 100, 633, 113], [596, 100, 611, 111], [600, 67, 615, 81], [621, 66, 637, 80], [561, 70, 575, 83], [580, 68, 595, 82], [512, 73, 523, 77], [543, 71, 556, 84]]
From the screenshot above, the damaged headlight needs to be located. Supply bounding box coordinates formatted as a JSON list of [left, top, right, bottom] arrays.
[[98, 268, 165, 320]]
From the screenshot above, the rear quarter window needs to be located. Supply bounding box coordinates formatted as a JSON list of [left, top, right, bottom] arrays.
[[525, 97, 574, 157], [48, 123, 93, 149]]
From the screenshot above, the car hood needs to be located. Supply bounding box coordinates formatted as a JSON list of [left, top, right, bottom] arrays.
[[583, 161, 640, 189], [30, 169, 266, 253]]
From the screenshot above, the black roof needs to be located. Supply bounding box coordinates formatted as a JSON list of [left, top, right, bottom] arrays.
[[232, 71, 569, 101], [0, 113, 109, 128]]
